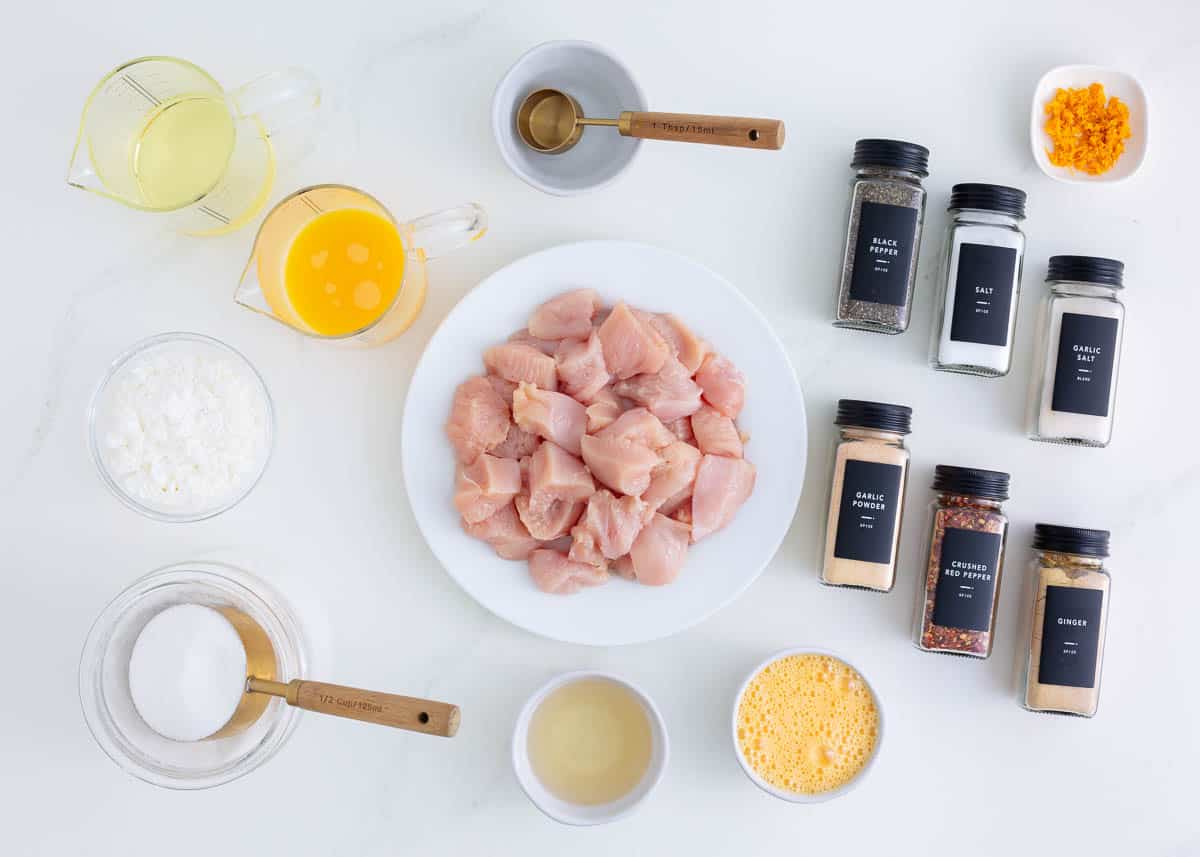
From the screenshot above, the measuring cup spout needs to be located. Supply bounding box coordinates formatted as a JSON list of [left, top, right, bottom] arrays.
[[401, 203, 488, 262]]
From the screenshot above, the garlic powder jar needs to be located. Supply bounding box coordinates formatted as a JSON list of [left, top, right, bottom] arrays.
[[1028, 256, 1126, 447], [930, 184, 1026, 377]]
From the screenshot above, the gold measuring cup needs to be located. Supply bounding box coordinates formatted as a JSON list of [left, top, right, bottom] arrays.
[[68, 56, 320, 235], [235, 184, 486, 347], [213, 606, 460, 739], [517, 88, 785, 153]]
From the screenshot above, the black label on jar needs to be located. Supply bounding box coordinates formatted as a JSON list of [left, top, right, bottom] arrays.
[[849, 202, 918, 307], [949, 243, 1018, 346], [931, 528, 1001, 631], [1051, 313, 1119, 417], [1038, 585, 1104, 688], [833, 459, 903, 564]]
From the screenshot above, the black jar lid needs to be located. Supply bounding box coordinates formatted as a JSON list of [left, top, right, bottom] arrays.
[[1033, 524, 1111, 558], [851, 139, 930, 176], [1046, 255, 1125, 289], [835, 399, 913, 435], [932, 465, 1010, 501], [949, 183, 1027, 218]]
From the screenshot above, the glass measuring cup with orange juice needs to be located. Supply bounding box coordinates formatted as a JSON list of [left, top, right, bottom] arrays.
[[236, 185, 486, 345]]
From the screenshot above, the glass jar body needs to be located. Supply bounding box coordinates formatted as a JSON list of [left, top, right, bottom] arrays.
[[930, 209, 1025, 377], [1021, 551, 1111, 717], [1028, 281, 1125, 447], [912, 494, 1007, 657], [821, 426, 910, 592], [834, 167, 927, 335]]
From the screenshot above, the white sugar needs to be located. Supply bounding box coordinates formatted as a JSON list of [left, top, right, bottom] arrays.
[[128, 604, 248, 742]]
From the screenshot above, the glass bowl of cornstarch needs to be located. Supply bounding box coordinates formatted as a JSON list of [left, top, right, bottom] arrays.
[[88, 332, 274, 522]]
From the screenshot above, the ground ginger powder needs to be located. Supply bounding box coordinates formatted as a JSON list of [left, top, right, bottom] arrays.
[[1043, 83, 1132, 175]]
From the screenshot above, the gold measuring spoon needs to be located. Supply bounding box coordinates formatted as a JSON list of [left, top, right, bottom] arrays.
[[516, 88, 785, 154], [212, 607, 460, 739]]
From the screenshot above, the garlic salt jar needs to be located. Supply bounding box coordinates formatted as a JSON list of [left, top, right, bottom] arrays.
[[821, 399, 912, 592], [1028, 256, 1126, 447], [930, 184, 1027, 376]]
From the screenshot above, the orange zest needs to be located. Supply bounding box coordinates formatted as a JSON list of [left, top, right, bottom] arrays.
[[1043, 83, 1132, 175]]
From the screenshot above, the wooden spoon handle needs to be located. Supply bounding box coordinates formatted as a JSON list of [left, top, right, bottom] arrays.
[[252, 678, 460, 737], [619, 112, 784, 149]]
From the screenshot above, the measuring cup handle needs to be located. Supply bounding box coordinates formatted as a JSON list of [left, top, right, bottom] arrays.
[[230, 68, 321, 139], [402, 204, 488, 262], [287, 680, 460, 737], [620, 111, 785, 149]]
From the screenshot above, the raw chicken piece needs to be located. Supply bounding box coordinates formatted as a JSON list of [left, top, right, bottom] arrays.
[[695, 352, 745, 419], [637, 311, 709, 374], [691, 404, 744, 458], [579, 434, 660, 497], [628, 513, 691, 586], [529, 441, 595, 499], [463, 502, 540, 560], [613, 356, 703, 422], [516, 495, 584, 540], [567, 526, 607, 571], [507, 330, 559, 355], [489, 423, 540, 459], [512, 382, 587, 456], [666, 417, 695, 444], [585, 387, 624, 433], [529, 288, 601, 340], [554, 332, 610, 403], [528, 549, 609, 595], [642, 441, 702, 514], [486, 374, 518, 407], [516, 441, 594, 540], [574, 489, 648, 559], [690, 455, 756, 542], [596, 407, 675, 451], [454, 454, 521, 524], [611, 555, 636, 581], [484, 343, 558, 391], [446, 376, 511, 464], [597, 302, 669, 380]]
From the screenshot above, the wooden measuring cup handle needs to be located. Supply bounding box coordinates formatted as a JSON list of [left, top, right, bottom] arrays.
[[279, 679, 461, 737], [619, 112, 784, 149]]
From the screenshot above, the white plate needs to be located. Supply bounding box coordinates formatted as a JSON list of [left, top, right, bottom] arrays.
[[1029, 64, 1148, 184], [401, 241, 805, 646]]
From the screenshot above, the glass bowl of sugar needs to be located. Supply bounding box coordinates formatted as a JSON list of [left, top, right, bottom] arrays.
[[88, 332, 274, 522], [79, 562, 308, 789]]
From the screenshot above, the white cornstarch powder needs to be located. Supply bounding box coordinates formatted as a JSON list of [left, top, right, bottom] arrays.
[[96, 339, 271, 514]]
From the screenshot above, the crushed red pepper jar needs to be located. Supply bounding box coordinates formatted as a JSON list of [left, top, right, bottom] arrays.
[[912, 465, 1010, 658]]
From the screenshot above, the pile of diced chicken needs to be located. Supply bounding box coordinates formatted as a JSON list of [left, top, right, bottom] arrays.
[[446, 289, 755, 595]]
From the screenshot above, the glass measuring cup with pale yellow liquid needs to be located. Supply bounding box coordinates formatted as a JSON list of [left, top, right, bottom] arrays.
[[68, 57, 320, 235], [236, 185, 486, 346]]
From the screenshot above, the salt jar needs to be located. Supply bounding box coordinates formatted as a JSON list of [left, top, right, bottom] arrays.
[[834, 139, 930, 334], [1028, 256, 1126, 447], [821, 399, 912, 592], [913, 466, 1009, 658], [1021, 524, 1112, 717], [930, 184, 1027, 376]]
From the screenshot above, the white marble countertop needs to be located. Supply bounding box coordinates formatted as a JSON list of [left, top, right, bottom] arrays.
[[4, 0, 1197, 852]]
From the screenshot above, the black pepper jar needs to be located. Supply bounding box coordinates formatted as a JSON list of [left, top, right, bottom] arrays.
[[834, 139, 930, 334]]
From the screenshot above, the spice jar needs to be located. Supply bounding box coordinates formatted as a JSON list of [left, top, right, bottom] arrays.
[[1028, 256, 1126, 447], [821, 399, 912, 592], [834, 139, 929, 334], [1021, 524, 1111, 717], [913, 466, 1009, 658], [930, 184, 1027, 377]]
